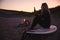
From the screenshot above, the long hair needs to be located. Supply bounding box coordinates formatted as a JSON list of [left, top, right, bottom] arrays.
[[41, 3, 50, 15]]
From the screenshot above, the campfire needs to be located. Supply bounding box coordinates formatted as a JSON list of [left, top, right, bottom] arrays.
[[23, 19, 30, 26]]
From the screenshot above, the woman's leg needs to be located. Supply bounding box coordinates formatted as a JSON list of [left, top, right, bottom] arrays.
[[39, 22, 50, 28], [30, 18, 38, 30]]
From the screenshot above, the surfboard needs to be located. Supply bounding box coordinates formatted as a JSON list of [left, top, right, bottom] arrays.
[[26, 25, 57, 34]]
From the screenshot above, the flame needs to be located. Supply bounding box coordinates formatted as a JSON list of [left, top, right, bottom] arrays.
[[24, 19, 26, 22], [23, 19, 29, 25]]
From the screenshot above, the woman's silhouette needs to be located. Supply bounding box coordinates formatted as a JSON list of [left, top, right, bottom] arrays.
[[21, 3, 51, 40], [30, 3, 51, 29]]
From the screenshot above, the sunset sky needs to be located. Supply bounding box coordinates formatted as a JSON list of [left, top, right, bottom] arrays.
[[0, 0, 60, 12]]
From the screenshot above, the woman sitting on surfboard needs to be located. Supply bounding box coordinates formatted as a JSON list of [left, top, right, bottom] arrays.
[[30, 3, 51, 29]]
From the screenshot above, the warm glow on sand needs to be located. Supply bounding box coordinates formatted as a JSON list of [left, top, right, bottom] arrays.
[[0, 0, 60, 12]]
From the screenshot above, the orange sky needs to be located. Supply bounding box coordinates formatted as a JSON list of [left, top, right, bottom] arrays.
[[0, 0, 60, 12]]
